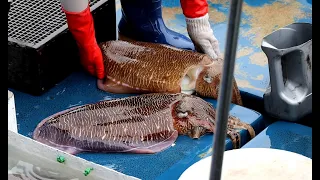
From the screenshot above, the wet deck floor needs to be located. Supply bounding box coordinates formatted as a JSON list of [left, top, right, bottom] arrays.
[[10, 0, 312, 179], [116, 0, 312, 99]]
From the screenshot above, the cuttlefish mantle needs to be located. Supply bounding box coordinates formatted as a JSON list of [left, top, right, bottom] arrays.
[[97, 40, 243, 106]]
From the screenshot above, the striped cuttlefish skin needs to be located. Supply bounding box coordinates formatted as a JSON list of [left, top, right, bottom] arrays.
[[97, 40, 243, 106], [33, 93, 255, 155]]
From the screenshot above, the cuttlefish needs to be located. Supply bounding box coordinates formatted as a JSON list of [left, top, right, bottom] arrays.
[[33, 93, 255, 155], [97, 40, 243, 106]]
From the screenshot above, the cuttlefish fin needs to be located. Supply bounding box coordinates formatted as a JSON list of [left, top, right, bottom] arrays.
[[97, 78, 149, 94], [49, 145, 82, 155], [98, 78, 181, 94], [128, 131, 179, 154], [231, 78, 243, 106]]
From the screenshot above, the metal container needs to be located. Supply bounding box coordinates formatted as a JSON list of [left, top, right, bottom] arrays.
[[262, 23, 312, 121]]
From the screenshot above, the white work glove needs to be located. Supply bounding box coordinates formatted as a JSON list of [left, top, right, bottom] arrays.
[[186, 13, 222, 59]]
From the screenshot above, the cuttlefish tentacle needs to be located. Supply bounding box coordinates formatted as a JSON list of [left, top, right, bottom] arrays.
[[227, 128, 241, 149], [228, 115, 256, 139], [170, 95, 254, 149], [225, 115, 255, 148]]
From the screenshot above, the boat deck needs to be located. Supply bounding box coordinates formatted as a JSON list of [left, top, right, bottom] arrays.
[[10, 71, 265, 180], [10, 0, 312, 179]]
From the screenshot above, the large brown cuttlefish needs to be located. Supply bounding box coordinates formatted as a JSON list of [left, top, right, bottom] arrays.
[[33, 93, 254, 155], [97, 40, 243, 106]]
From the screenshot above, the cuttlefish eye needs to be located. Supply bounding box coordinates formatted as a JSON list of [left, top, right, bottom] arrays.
[[177, 112, 188, 118], [203, 74, 212, 83]]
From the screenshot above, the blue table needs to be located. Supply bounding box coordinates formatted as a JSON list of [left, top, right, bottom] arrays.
[[10, 1, 313, 179], [11, 71, 264, 180], [242, 121, 312, 159]]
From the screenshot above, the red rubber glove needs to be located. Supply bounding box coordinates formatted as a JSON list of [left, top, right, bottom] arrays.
[[180, 0, 222, 59], [63, 5, 105, 79]]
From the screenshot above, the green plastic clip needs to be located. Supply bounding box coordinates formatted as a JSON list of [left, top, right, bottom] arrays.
[[84, 167, 94, 176], [56, 156, 65, 163]]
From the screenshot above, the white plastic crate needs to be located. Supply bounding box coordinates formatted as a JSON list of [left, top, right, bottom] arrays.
[[8, 130, 139, 180], [8, 90, 18, 133]]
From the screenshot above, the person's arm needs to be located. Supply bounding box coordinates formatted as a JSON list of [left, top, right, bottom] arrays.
[[180, 0, 221, 59]]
